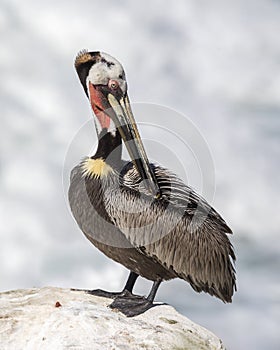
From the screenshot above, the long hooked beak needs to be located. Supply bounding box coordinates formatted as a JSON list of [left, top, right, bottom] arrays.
[[108, 93, 161, 198], [88, 83, 161, 198]]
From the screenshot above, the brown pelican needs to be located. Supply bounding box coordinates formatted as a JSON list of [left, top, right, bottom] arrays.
[[69, 50, 236, 316]]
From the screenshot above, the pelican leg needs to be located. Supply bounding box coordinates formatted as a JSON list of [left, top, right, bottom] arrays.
[[147, 280, 161, 302], [123, 271, 139, 293], [109, 280, 163, 317], [73, 271, 139, 299]]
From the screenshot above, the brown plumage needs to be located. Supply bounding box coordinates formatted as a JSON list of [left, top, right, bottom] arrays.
[[69, 158, 236, 303], [68, 50, 236, 315]]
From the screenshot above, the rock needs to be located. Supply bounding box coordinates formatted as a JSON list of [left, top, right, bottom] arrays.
[[0, 287, 225, 350]]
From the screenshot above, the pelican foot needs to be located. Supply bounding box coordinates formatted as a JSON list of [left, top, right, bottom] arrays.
[[86, 289, 126, 299], [71, 288, 126, 299], [109, 291, 159, 317]]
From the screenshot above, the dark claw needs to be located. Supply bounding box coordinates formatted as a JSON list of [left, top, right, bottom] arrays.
[[86, 289, 127, 299], [71, 288, 126, 299], [109, 292, 158, 317], [71, 287, 164, 317]]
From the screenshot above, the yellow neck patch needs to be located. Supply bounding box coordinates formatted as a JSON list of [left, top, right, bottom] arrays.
[[82, 158, 113, 179]]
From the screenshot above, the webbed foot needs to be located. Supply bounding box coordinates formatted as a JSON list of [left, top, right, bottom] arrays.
[[86, 289, 127, 298], [109, 290, 160, 317], [71, 287, 126, 299]]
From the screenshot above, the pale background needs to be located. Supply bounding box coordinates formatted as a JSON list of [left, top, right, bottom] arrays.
[[1, 0, 280, 349]]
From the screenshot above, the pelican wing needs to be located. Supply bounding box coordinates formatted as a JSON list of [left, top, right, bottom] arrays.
[[105, 162, 236, 302]]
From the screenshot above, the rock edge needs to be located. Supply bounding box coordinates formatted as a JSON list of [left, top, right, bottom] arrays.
[[0, 287, 225, 350]]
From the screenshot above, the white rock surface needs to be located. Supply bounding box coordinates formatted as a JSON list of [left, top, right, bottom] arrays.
[[0, 287, 225, 350]]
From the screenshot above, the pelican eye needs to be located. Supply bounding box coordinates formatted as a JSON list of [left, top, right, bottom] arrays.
[[108, 79, 119, 90]]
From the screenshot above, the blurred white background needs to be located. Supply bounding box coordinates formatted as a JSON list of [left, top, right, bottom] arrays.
[[1, 0, 280, 349]]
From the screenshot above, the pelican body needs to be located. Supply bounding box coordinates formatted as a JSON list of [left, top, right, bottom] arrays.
[[69, 50, 236, 316]]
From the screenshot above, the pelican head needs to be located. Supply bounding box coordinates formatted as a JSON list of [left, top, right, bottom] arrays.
[[74, 50, 160, 197]]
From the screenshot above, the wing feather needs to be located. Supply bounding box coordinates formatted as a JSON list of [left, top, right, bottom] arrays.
[[105, 162, 236, 302]]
